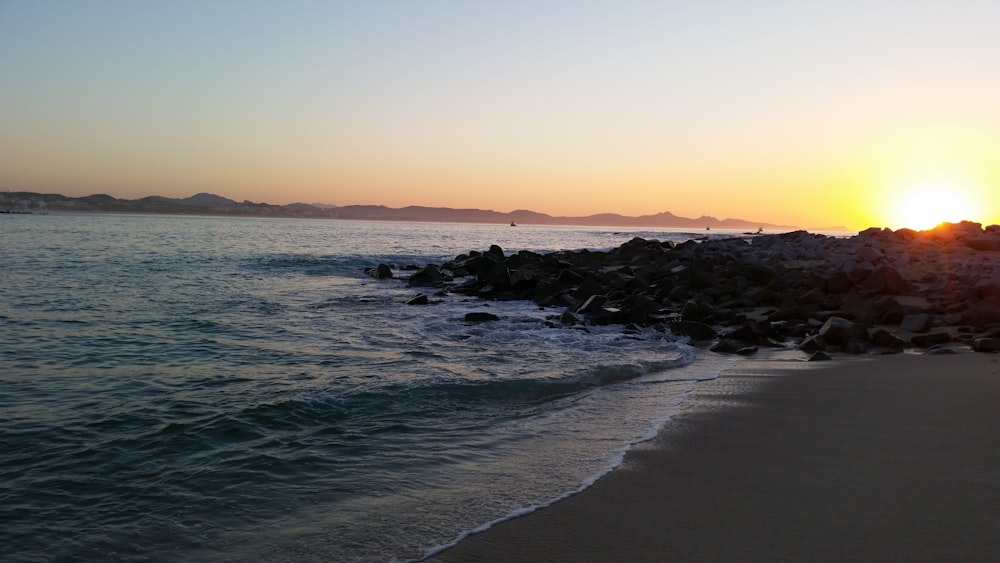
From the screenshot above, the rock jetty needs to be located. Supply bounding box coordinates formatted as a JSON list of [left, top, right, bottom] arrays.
[[373, 221, 1000, 356]]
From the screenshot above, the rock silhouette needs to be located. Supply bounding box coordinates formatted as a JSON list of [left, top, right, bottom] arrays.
[[391, 222, 1000, 356]]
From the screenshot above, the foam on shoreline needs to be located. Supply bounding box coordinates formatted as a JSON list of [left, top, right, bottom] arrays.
[[431, 352, 1000, 562], [418, 351, 737, 562]]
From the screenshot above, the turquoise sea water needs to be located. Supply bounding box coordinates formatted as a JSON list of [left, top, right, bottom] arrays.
[[1, 214, 735, 562]]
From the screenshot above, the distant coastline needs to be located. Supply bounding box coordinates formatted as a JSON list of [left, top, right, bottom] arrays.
[[0, 191, 834, 231]]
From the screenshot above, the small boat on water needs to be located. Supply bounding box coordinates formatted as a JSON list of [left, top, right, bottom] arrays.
[[510, 221, 517, 227]]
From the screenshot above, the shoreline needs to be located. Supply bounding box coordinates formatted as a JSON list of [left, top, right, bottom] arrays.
[[429, 352, 1000, 562]]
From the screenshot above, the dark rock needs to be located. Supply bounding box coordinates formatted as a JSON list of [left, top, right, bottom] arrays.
[[799, 335, 825, 352], [533, 280, 568, 306], [824, 270, 853, 293], [465, 312, 500, 322], [966, 237, 1000, 251], [600, 269, 630, 291], [844, 339, 870, 354], [574, 278, 607, 300], [710, 338, 744, 353], [910, 332, 951, 348], [818, 316, 869, 347], [875, 297, 906, 325], [710, 339, 758, 355], [681, 300, 714, 322], [702, 280, 740, 299], [721, 320, 777, 344], [669, 321, 717, 341], [557, 268, 585, 286], [622, 323, 643, 335], [975, 282, 1000, 300], [744, 264, 778, 285], [402, 225, 1000, 357], [509, 268, 539, 291], [575, 294, 608, 314], [808, 351, 832, 361], [587, 307, 622, 326], [622, 294, 660, 324], [768, 305, 814, 323], [409, 265, 448, 287], [972, 337, 1000, 352], [900, 314, 933, 333], [856, 246, 883, 264], [839, 294, 876, 325], [966, 296, 1000, 327], [406, 294, 429, 305], [373, 263, 393, 279], [871, 329, 906, 349], [479, 262, 511, 287], [862, 265, 911, 294], [687, 263, 720, 290]]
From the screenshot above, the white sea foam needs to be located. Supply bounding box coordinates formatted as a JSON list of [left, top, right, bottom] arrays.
[[417, 352, 735, 562]]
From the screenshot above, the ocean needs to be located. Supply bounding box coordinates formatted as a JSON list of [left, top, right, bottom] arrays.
[[1, 214, 736, 562]]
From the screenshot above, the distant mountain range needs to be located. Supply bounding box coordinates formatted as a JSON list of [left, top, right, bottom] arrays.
[[0, 191, 814, 230]]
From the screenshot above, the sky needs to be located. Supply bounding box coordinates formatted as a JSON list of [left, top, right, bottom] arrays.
[[1, 1, 998, 230]]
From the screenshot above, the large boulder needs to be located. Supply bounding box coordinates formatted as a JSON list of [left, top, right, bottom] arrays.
[[910, 332, 951, 348], [681, 300, 714, 322], [900, 314, 933, 333], [409, 264, 448, 287], [871, 329, 906, 349], [509, 267, 540, 291], [856, 245, 883, 264], [839, 294, 876, 324], [965, 296, 1000, 327], [478, 262, 511, 287], [875, 297, 906, 325], [966, 237, 1000, 251], [744, 264, 779, 285], [621, 294, 660, 324], [818, 316, 870, 347], [824, 270, 853, 293], [862, 265, 911, 294], [975, 282, 1000, 300], [575, 294, 608, 314]]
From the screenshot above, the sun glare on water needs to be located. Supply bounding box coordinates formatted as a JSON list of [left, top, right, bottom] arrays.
[[888, 182, 978, 231]]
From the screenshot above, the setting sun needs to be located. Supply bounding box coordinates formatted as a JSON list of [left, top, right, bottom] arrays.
[[885, 181, 980, 231]]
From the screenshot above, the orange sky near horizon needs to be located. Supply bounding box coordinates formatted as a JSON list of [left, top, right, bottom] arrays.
[[2, 2, 999, 231]]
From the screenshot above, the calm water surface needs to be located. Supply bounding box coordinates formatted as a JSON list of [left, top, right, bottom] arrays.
[[1, 214, 732, 562]]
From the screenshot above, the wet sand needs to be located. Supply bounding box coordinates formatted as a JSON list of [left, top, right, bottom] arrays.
[[431, 353, 1000, 562]]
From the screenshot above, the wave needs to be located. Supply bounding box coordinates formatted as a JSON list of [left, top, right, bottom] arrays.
[[305, 348, 694, 412]]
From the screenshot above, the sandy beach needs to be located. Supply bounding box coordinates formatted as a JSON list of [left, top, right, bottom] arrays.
[[431, 352, 1000, 562]]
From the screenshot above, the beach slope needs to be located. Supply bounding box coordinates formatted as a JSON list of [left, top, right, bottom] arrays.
[[432, 353, 1000, 562]]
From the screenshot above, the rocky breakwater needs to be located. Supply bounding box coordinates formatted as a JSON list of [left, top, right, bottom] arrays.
[[376, 221, 1000, 357]]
